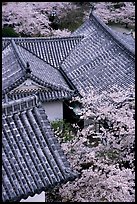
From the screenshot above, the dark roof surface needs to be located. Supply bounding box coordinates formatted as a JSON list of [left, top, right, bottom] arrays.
[[2, 95, 77, 202], [71, 12, 135, 54], [110, 30, 135, 53], [2, 11, 135, 99], [61, 11, 135, 95], [2, 36, 83, 68], [2, 39, 74, 98]]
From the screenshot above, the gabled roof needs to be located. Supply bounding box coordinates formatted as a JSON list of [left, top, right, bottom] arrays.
[[2, 39, 74, 98], [2, 95, 77, 202], [2, 36, 84, 68], [61, 11, 135, 95], [2, 11, 135, 100]]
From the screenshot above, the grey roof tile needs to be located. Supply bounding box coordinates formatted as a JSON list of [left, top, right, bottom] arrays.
[[109, 29, 135, 52], [2, 95, 77, 202], [5, 89, 74, 102], [71, 11, 135, 54], [2, 36, 83, 68], [2, 39, 73, 99], [2, 11, 135, 100], [62, 11, 135, 95], [2, 42, 25, 91]]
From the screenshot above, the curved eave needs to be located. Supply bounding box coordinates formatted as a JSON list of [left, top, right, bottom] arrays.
[[2, 75, 27, 96], [6, 89, 75, 103], [91, 11, 135, 58], [29, 74, 74, 93], [3, 167, 77, 202]]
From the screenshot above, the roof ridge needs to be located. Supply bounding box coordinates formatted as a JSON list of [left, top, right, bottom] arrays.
[[2, 35, 84, 42], [2, 95, 39, 115], [90, 11, 135, 57], [11, 40, 32, 75], [16, 42, 61, 70], [11, 39, 28, 69]]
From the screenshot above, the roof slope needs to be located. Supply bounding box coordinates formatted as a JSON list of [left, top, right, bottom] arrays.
[[110, 30, 135, 53], [2, 95, 77, 202], [2, 36, 83, 68], [2, 42, 25, 92], [2, 39, 74, 98], [71, 12, 135, 54], [61, 11, 135, 95]]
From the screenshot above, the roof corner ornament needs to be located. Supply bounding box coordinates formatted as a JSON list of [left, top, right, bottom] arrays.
[[90, 4, 95, 12], [123, 29, 134, 38], [89, 3, 95, 18], [26, 61, 32, 74], [130, 29, 134, 38]]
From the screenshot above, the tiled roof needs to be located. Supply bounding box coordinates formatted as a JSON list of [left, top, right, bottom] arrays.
[[2, 36, 83, 68], [2, 41, 25, 92], [111, 30, 135, 53], [71, 12, 135, 54], [61, 11, 135, 95], [2, 95, 77, 202], [5, 89, 74, 102], [2, 39, 74, 98], [2, 39, 11, 50], [2, 11, 135, 100]]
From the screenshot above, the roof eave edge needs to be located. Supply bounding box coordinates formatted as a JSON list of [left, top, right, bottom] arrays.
[[90, 11, 135, 57]]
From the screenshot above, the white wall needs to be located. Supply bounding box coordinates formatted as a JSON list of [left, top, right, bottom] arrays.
[[20, 192, 45, 202], [42, 101, 63, 121]]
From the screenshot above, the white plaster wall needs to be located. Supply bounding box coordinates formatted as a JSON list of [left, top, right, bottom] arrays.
[[42, 101, 63, 121], [20, 192, 45, 202]]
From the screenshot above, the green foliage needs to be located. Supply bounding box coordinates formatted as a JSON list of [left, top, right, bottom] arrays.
[[58, 8, 86, 32], [96, 149, 120, 163], [51, 119, 74, 142], [2, 26, 19, 37]]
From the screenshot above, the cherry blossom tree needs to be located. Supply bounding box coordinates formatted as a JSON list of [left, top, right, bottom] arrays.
[[49, 85, 135, 202], [94, 2, 135, 27], [2, 2, 135, 37]]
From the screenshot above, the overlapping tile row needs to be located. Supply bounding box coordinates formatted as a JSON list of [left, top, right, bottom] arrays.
[[61, 12, 135, 95], [90, 12, 135, 55], [71, 18, 97, 37], [2, 38, 73, 97], [6, 89, 74, 102], [2, 43, 25, 91], [3, 36, 84, 68], [71, 12, 135, 54], [2, 95, 77, 202], [16, 43, 71, 91]]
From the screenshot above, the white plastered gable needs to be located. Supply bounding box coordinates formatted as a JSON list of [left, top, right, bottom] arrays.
[[10, 79, 50, 93]]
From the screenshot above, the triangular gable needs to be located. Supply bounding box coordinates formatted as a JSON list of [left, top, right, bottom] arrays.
[[2, 39, 73, 95], [15, 43, 72, 92], [9, 79, 50, 94]]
